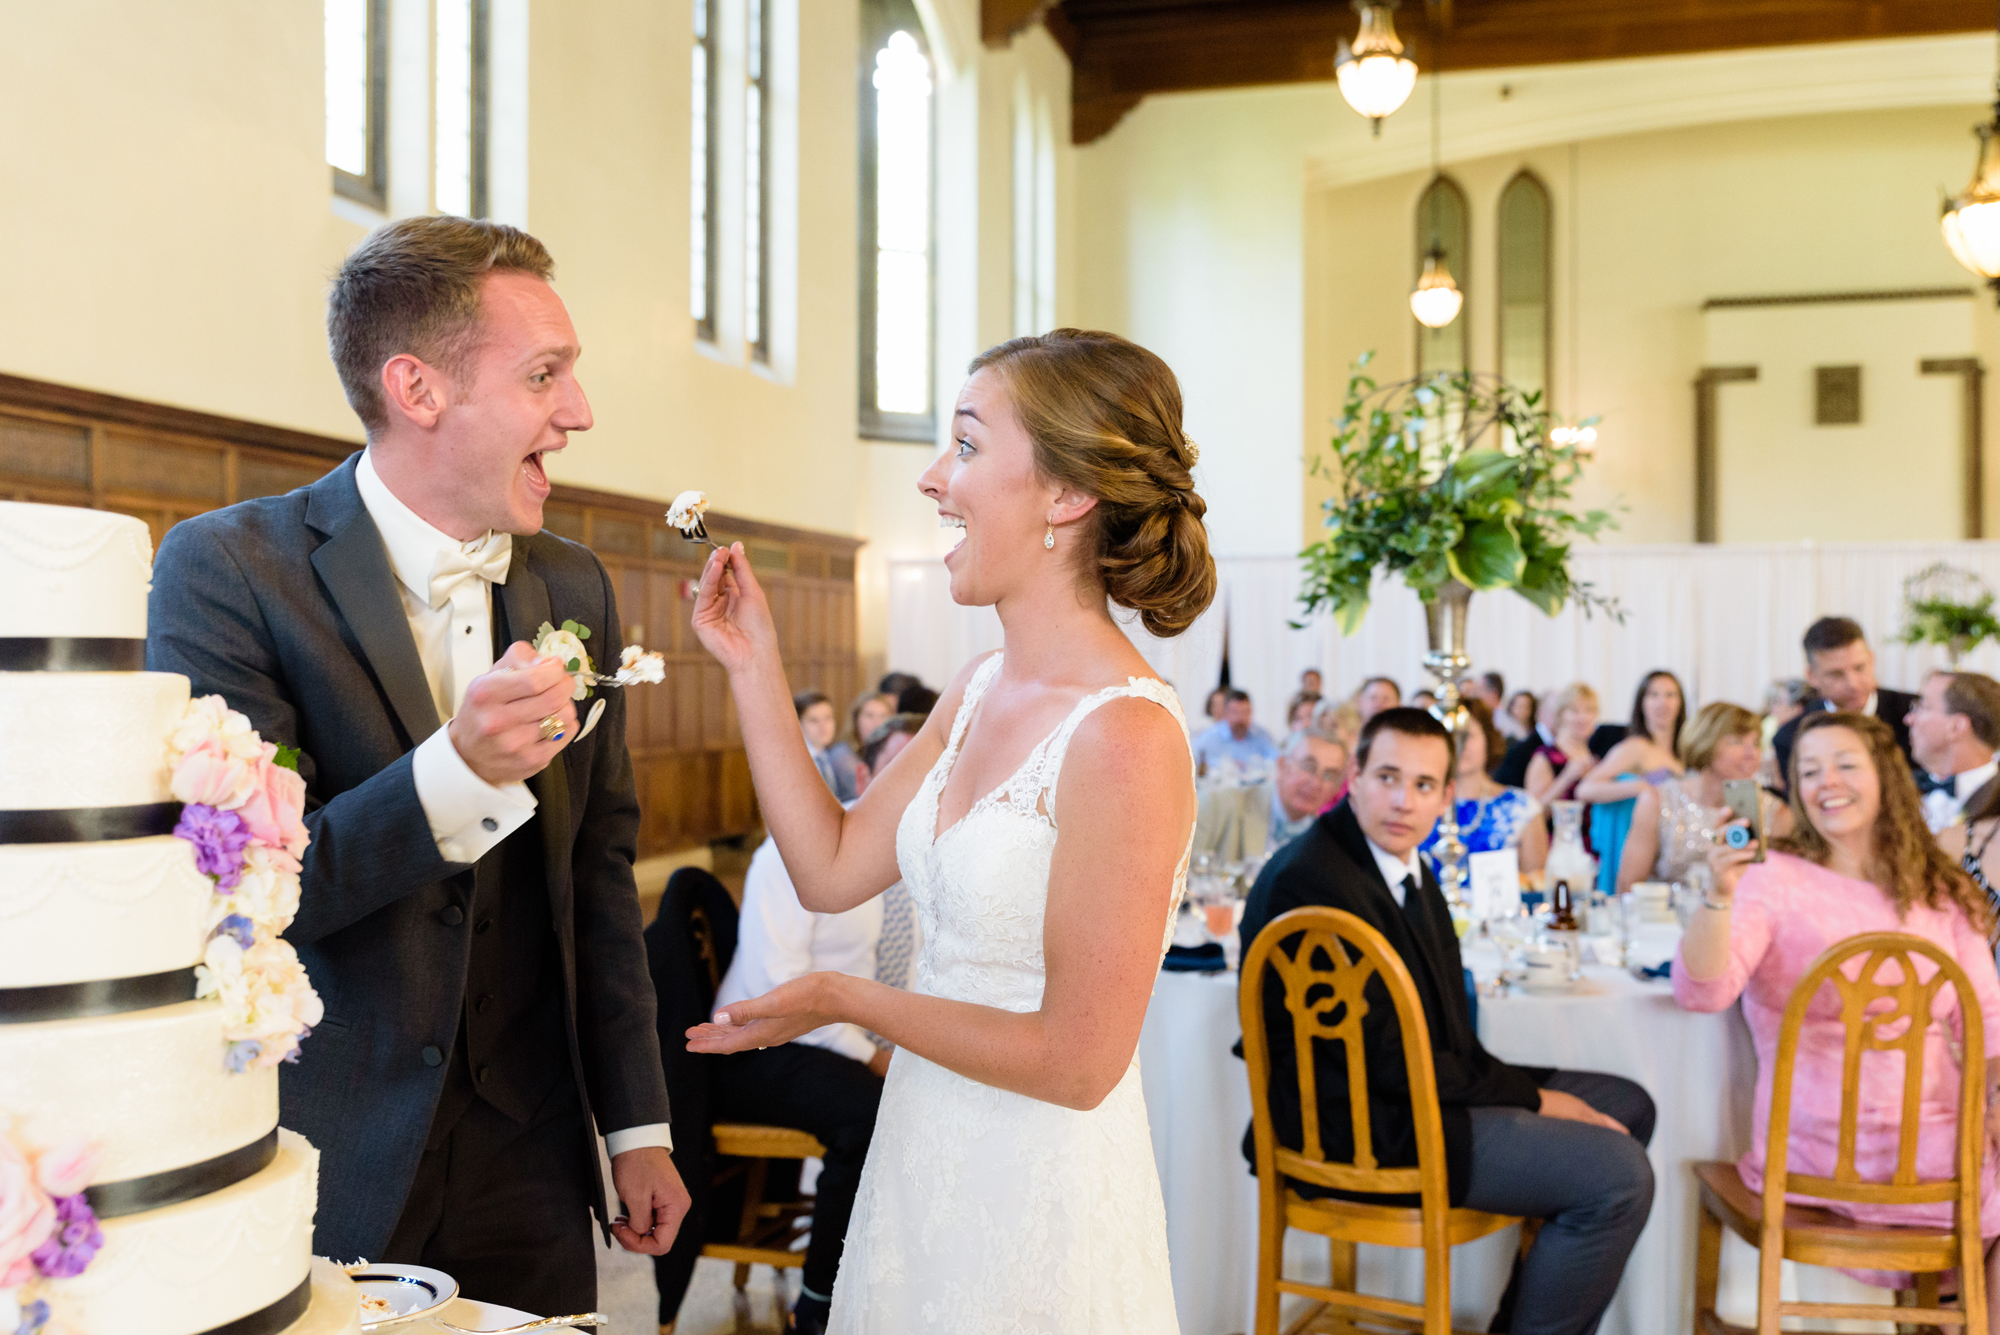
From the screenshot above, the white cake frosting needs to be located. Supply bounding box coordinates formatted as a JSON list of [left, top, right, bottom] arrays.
[[0, 836, 211, 987], [0, 502, 154, 640], [0, 501, 359, 1335], [42, 1131, 317, 1335], [0, 672, 187, 809], [283, 1260, 364, 1335], [0, 1000, 278, 1184]]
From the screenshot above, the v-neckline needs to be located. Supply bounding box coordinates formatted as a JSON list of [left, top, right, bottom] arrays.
[[929, 670, 1059, 847]]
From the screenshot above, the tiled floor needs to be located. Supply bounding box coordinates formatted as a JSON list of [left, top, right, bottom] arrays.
[[595, 1243, 795, 1335]]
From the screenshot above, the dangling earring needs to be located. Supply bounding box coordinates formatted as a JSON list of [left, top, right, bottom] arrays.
[[1043, 519, 1056, 551]]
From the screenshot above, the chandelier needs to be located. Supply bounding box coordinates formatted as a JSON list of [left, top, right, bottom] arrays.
[[1335, 2, 1418, 134], [1942, 9, 2000, 293], [1410, 247, 1463, 327]]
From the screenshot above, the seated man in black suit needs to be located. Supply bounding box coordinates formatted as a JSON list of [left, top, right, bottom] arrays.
[[1239, 708, 1655, 1335], [1771, 616, 1916, 795]]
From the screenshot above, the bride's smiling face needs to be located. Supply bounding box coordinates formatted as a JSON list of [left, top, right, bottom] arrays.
[[918, 369, 1092, 609]]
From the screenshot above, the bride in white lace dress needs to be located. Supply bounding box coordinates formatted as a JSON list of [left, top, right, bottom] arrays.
[[687, 330, 1216, 1333]]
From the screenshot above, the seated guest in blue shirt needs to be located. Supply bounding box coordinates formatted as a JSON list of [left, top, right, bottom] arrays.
[[1194, 725, 1347, 863], [1193, 688, 1280, 783]]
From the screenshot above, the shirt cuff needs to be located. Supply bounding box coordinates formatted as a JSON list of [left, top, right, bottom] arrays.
[[410, 726, 537, 864], [605, 1123, 675, 1157]]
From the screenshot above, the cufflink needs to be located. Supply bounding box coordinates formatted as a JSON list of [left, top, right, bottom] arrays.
[[481, 817, 499, 832]]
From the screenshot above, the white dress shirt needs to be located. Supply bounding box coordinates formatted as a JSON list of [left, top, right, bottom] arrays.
[[1924, 755, 2000, 832], [715, 835, 885, 1065], [356, 452, 669, 1157], [1365, 836, 1423, 908]]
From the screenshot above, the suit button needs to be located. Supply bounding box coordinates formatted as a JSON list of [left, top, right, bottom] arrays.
[[476, 1065, 490, 1084], [439, 906, 464, 926], [481, 817, 499, 832], [421, 1045, 443, 1068], [476, 994, 493, 1015], [475, 918, 493, 935]]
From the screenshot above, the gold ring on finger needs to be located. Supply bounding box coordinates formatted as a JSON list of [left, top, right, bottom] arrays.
[[538, 713, 565, 743]]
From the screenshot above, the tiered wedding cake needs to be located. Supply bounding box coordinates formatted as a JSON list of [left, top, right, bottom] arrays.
[[0, 502, 360, 1335]]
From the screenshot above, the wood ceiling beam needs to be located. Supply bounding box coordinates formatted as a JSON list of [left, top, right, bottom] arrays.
[[983, 0, 1055, 48], [1057, 0, 1995, 143]]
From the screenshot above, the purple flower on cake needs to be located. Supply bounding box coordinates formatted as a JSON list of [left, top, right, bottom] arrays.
[[174, 805, 253, 888], [27, 1195, 100, 1280], [225, 1040, 263, 1074], [9, 1297, 50, 1335], [213, 914, 256, 951]]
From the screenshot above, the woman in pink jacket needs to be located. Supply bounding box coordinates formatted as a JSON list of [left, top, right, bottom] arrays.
[[1675, 711, 2000, 1299]]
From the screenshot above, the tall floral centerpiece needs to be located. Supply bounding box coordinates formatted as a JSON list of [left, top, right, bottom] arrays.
[[1298, 355, 1617, 912], [1898, 563, 2000, 667]]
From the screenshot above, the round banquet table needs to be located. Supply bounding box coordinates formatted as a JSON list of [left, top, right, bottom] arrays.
[[1137, 932, 1889, 1335]]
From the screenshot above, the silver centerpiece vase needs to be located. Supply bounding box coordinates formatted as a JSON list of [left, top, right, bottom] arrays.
[[1424, 579, 1473, 923]]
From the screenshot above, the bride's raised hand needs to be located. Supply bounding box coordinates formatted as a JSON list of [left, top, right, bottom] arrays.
[[686, 974, 840, 1054], [690, 542, 777, 675]]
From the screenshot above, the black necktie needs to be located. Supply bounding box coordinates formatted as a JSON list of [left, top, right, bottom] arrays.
[[1400, 874, 1422, 922]]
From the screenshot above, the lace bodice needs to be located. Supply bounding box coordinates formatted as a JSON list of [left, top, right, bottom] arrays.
[[893, 653, 1194, 1015]]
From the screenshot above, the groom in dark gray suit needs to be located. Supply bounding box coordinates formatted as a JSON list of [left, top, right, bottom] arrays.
[[148, 216, 686, 1316]]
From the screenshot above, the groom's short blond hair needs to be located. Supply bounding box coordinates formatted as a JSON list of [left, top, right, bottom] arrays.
[[327, 215, 555, 434]]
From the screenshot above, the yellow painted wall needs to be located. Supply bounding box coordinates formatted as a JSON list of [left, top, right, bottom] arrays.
[[1074, 37, 2000, 552]]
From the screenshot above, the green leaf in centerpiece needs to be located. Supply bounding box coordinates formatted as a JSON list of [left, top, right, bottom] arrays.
[[1448, 517, 1526, 590], [271, 744, 302, 773]]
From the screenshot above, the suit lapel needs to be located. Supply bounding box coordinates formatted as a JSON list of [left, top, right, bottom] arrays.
[[497, 540, 572, 893], [1326, 804, 1456, 1018], [305, 457, 442, 749]]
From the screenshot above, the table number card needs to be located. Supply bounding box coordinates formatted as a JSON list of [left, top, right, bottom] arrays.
[[1467, 847, 1521, 922]]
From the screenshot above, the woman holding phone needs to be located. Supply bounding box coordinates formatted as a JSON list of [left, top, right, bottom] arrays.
[[1616, 702, 1788, 894], [1675, 711, 2000, 1300]]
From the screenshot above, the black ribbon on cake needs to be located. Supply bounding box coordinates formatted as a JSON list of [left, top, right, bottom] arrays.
[[85, 1129, 279, 1218], [195, 1275, 312, 1335], [0, 636, 148, 672], [0, 965, 198, 1023], [0, 801, 182, 843]]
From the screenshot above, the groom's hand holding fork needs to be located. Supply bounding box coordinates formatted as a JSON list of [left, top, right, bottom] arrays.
[[447, 641, 581, 785]]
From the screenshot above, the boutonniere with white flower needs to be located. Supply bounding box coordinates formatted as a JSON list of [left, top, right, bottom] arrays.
[[533, 619, 596, 701], [534, 619, 669, 742]]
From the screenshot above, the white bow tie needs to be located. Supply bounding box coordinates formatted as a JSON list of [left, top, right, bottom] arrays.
[[427, 533, 513, 609]]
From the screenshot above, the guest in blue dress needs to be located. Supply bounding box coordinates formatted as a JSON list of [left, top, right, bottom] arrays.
[[1422, 698, 1548, 871], [1576, 670, 1688, 894]]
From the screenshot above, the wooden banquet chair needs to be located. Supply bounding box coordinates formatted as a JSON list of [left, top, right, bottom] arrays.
[[1691, 932, 1988, 1334], [1240, 906, 1527, 1335], [644, 866, 826, 1331]]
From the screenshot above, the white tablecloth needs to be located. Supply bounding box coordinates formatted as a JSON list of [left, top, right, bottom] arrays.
[[1137, 941, 1888, 1335], [424, 1296, 578, 1331]]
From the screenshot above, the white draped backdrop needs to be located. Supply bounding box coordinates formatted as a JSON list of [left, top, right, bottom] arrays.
[[887, 542, 2000, 726]]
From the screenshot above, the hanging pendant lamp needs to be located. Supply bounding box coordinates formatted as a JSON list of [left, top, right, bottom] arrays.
[[1336, 2, 1418, 134], [1411, 246, 1463, 327], [1408, 29, 1461, 329], [1943, 3, 2000, 293]]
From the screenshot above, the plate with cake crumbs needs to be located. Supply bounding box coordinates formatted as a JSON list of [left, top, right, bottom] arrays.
[[349, 1263, 459, 1329]]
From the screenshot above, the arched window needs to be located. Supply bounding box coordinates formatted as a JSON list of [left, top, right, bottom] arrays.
[[1497, 169, 1552, 401], [859, 0, 935, 441], [1413, 175, 1468, 377]]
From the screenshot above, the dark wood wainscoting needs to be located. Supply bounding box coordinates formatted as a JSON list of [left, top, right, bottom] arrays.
[[0, 372, 860, 857]]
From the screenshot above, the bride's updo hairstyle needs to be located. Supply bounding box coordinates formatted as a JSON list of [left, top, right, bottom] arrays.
[[967, 329, 1217, 638]]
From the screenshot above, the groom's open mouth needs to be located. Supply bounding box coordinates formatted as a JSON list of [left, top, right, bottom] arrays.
[[522, 450, 552, 498]]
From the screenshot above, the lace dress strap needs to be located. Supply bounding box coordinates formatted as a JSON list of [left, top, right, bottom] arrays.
[[940, 653, 1005, 763], [1025, 676, 1190, 826]]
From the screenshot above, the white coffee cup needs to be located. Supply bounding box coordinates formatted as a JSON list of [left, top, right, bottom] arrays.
[[1523, 946, 1578, 988]]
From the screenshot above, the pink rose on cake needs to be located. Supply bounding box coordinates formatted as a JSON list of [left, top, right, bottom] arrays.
[[235, 749, 308, 861], [0, 1135, 53, 1291], [171, 734, 262, 810]]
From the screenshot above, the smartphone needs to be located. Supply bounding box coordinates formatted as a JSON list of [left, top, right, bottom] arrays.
[[1722, 779, 1766, 863]]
